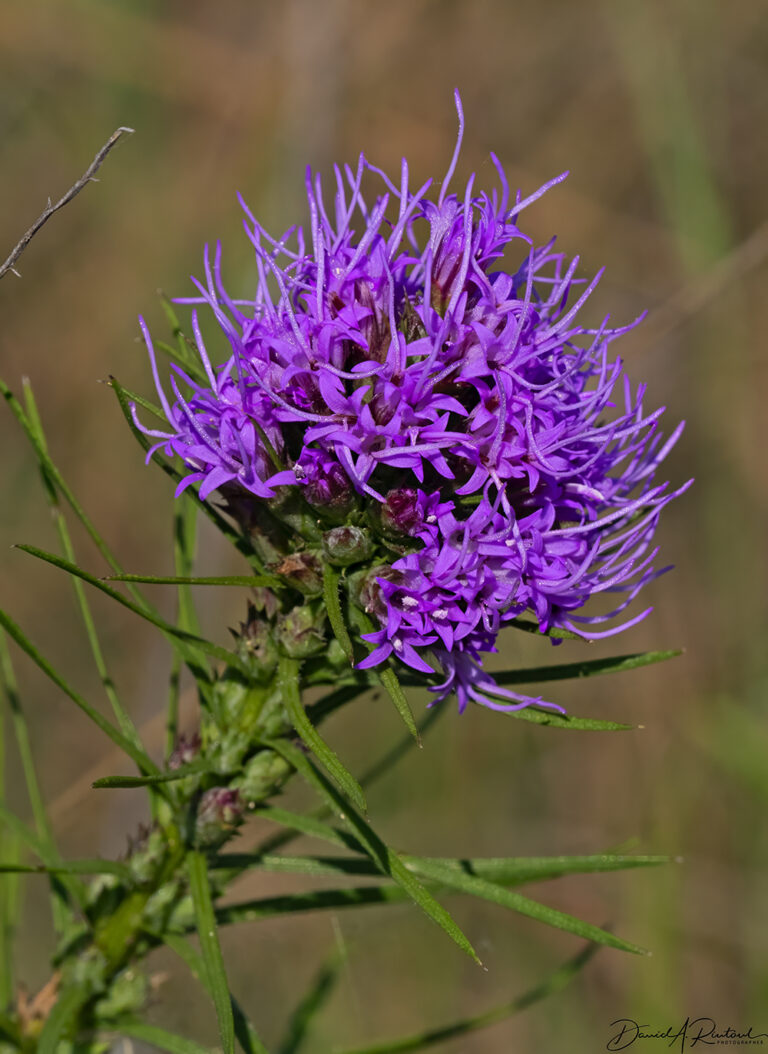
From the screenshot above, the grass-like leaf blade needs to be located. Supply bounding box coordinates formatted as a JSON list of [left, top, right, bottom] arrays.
[[37, 983, 90, 1054], [264, 738, 481, 965], [163, 933, 269, 1054], [0, 859, 131, 879], [15, 544, 249, 679], [106, 573, 281, 588], [398, 649, 681, 688], [279, 656, 367, 814], [408, 857, 646, 955], [322, 564, 354, 665], [501, 707, 633, 731], [187, 849, 236, 1054], [0, 608, 158, 777], [93, 760, 212, 789], [118, 1019, 214, 1054]]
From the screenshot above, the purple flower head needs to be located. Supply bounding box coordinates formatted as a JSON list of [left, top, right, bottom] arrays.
[[135, 92, 690, 716]]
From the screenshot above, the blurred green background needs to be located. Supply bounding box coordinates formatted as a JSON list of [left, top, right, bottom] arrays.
[[0, 0, 766, 1050]]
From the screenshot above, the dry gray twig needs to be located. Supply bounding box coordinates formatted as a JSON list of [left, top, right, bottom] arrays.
[[0, 126, 134, 281]]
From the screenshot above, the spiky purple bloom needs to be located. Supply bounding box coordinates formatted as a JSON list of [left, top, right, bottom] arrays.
[[135, 93, 690, 716]]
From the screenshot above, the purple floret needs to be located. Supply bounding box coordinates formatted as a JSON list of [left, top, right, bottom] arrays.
[[135, 92, 690, 716]]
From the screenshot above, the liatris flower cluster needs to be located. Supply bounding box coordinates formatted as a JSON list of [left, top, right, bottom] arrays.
[[135, 94, 689, 716]]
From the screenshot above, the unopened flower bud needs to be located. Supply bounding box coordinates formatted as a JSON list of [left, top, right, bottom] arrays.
[[276, 603, 327, 658], [348, 564, 403, 618], [274, 551, 323, 595], [380, 488, 422, 537], [297, 450, 357, 524], [235, 749, 293, 806], [234, 606, 278, 682], [321, 525, 373, 566], [168, 731, 201, 771], [195, 787, 243, 848]]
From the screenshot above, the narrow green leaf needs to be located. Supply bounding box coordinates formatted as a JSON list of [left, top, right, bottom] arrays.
[[322, 564, 354, 665], [0, 829, 20, 1008], [378, 667, 420, 744], [251, 702, 444, 861], [278, 946, 345, 1054], [0, 608, 159, 777], [113, 383, 167, 423], [353, 608, 419, 742], [158, 292, 210, 383], [187, 849, 236, 1054], [0, 859, 131, 879], [15, 544, 247, 679], [93, 760, 212, 789], [212, 854, 378, 879], [0, 377, 161, 603], [509, 618, 580, 641], [279, 655, 368, 815], [501, 707, 633, 732], [167, 494, 198, 757], [398, 650, 682, 688], [0, 630, 59, 860], [210, 851, 669, 885], [339, 943, 598, 1054], [254, 806, 363, 853], [264, 738, 482, 965], [407, 857, 647, 955], [118, 1019, 214, 1054], [37, 983, 90, 1054], [22, 379, 145, 747], [213, 885, 410, 927], [106, 573, 281, 588], [404, 853, 671, 886], [163, 933, 269, 1054]]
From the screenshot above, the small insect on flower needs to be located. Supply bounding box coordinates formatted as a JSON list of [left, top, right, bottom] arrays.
[[135, 91, 691, 717]]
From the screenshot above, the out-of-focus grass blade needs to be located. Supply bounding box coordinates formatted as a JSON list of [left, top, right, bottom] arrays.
[[163, 933, 269, 1054], [322, 564, 354, 665], [93, 761, 211, 788], [0, 859, 131, 879], [37, 984, 90, 1054], [265, 738, 482, 966], [106, 573, 281, 588], [117, 1019, 214, 1054], [278, 946, 346, 1054], [187, 849, 236, 1054], [22, 379, 145, 747], [0, 830, 20, 1008], [110, 375, 267, 575], [279, 656, 368, 815], [0, 608, 159, 777], [339, 942, 598, 1054], [398, 650, 682, 688], [407, 857, 646, 955], [15, 544, 247, 679]]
